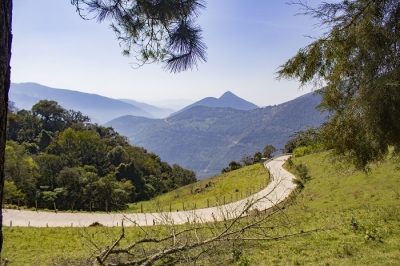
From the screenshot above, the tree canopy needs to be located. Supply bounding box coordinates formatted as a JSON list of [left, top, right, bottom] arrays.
[[5, 100, 197, 211], [278, 0, 400, 169], [71, 0, 207, 72]]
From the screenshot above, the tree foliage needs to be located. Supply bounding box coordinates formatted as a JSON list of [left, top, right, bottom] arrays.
[[283, 127, 321, 153], [71, 0, 207, 72], [278, 0, 400, 169], [4, 100, 197, 211], [262, 145, 276, 159]]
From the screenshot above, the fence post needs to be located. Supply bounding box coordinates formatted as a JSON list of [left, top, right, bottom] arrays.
[[141, 203, 143, 213], [106, 201, 108, 213], [54, 202, 57, 213], [35, 200, 38, 212]]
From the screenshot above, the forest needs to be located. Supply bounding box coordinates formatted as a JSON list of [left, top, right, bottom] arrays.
[[4, 100, 196, 211]]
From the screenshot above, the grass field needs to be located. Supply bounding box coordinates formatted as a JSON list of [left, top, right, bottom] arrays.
[[3, 151, 400, 265], [126, 163, 269, 213]]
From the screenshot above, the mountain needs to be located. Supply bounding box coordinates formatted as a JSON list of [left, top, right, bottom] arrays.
[[9, 83, 155, 123], [118, 98, 175, 118], [172, 91, 259, 116], [105, 92, 325, 179]]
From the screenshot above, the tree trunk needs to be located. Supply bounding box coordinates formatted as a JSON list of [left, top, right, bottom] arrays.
[[0, 0, 13, 255]]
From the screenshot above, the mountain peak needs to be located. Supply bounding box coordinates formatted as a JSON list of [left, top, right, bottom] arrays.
[[170, 91, 259, 116], [219, 91, 236, 99]]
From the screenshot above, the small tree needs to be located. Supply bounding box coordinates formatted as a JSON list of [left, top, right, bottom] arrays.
[[263, 145, 276, 159], [240, 154, 254, 166], [253, 151, 263, 163]]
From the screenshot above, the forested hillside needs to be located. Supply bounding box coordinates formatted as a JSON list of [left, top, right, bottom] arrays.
[[106, 92, 325, 179], [5, 100, 196, 211]]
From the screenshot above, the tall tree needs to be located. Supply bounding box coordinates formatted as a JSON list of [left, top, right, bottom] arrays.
[[278, 0, 400, 169], [0, 0, 206, 254], [0, 0, 12, 255]]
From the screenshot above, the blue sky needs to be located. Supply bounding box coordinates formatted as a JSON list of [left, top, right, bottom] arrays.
[[11, 1, 324, 107]]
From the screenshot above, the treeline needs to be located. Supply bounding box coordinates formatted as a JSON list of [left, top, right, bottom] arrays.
[[221, 145, 277, 173], [220, 128, 325, 174], [5, 100, 196, 211]]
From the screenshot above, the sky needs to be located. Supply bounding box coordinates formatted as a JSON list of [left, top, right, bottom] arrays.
[[11, 1, 324, 108]]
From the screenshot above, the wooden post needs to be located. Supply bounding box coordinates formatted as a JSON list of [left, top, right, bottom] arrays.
[[89, 201, 92, 212], [54, 202, 57, 213], [223, 195, 225, 205], [207, 198, 209, 208], [105, 201, 108, 213], [17, 199, 20, 210], [35, 200, 38, 212], [141, 203, 143, 213], [182, 202, 185, 211], [194, 202, 196, 209], [231, 194, 232, 203], [169, 204, 171, 212]]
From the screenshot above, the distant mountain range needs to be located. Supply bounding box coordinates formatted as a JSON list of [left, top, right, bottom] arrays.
[[10, 83, 156, 123], [10, 83, 260, 123], [171, 91, 259, 116], [118, 98, 175, 119], [105, 92, 326, 179], [9, 82, 325, 179]]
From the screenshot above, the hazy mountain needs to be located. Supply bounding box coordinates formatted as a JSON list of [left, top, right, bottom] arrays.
[[105, 92, 325, 179], [118, 98, 175, 118], [9, 83, 154, 123], [172, 91, 259, 116]]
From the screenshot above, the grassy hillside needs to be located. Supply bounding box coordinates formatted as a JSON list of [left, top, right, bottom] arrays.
[[126, 163, 269, 213], [240, 151, 400, 265], [3, 151, 400, 265]]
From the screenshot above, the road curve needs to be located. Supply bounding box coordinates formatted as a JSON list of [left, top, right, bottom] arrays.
[[2, 155, 295, 227]]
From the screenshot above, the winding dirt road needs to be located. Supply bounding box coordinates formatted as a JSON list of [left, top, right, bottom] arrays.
[[2, 155, 295, 227]]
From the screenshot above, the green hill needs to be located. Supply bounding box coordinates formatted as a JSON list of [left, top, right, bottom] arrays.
[[106, 92, 325, 179]]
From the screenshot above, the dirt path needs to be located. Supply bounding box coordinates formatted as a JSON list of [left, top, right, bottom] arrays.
[[2, 155, 295, 227]]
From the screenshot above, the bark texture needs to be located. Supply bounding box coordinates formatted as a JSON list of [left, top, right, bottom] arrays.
[[0, 0, 13, 255]]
